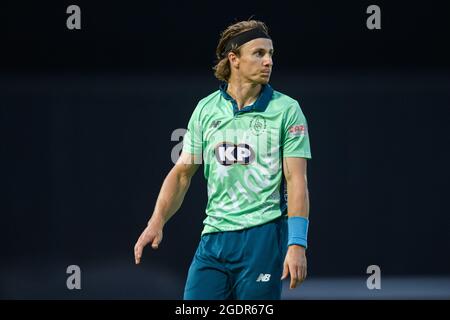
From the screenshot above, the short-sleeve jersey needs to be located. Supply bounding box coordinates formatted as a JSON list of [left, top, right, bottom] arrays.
[[183, 83, 311, 235]]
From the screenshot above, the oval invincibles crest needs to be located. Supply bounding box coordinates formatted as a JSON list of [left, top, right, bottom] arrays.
[[250, 115, 266, 136]]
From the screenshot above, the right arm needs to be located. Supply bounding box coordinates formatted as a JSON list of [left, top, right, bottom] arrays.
[[134, 152, 201, 264]]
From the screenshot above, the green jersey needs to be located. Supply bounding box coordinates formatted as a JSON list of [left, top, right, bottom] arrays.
[[182, 83, 312, 235]]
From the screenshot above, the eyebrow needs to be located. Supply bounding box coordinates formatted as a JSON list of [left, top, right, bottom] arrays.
[[253, 48, 275, 53]]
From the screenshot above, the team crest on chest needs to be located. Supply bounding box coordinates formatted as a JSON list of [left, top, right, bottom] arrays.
[[249, 115, 267, 136]]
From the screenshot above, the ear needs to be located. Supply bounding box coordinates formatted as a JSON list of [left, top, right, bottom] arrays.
[[228, 51, 239, 69]]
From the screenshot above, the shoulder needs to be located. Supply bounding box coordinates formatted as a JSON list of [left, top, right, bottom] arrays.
[[270, 90, 303, 113], [195, 90, 221, 113]]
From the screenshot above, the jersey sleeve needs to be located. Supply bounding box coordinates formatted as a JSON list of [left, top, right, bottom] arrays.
[[182, 103, 203, 155], [282, 101, 312, 159]]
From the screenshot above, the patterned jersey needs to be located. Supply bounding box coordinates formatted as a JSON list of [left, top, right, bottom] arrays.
[[182, 83, 312, 235]]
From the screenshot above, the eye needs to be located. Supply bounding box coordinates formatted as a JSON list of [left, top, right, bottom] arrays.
[[255, 50, 264, 57], [254, 50, 274, 58]]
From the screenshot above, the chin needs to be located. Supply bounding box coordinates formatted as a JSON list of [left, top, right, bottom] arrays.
[[250, 75, 270, 85], [260, 77, 270, 84], [256, 76, 270, 85]]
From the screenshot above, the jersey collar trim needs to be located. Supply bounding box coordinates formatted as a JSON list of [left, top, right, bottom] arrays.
[[219, 83, 273, 114]]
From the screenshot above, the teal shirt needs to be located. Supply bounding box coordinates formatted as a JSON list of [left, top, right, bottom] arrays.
[[183, 84, 312, 235]]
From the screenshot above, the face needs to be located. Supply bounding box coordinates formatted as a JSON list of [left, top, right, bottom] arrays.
[[229, 38, 274, 84]]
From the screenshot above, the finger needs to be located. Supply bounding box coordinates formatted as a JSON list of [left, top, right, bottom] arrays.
[[134, 244, 143, 264], [152, 233, 162, 249], [297, 266, 305, 285], [281, 262, 289, 280], [289, 266, 298, 289], [295, 267, 302, 287], [302, 265, 308, 282]]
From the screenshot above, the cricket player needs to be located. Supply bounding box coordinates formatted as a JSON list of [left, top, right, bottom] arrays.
[[134, 19, 312, 300]]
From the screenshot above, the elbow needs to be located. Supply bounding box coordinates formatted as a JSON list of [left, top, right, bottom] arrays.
[[179, 173, 191, 190]]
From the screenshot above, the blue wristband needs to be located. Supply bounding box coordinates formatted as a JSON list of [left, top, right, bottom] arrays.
[[287, 216, 309, 248]]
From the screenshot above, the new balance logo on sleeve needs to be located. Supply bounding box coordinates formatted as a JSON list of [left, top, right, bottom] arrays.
[[210, 120, 222, 128]]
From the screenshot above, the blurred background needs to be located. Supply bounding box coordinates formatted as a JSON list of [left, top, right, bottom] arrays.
[[1, 0, 449, 299]]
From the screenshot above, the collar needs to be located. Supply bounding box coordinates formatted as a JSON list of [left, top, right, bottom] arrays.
[[219, 83, 273, 114]]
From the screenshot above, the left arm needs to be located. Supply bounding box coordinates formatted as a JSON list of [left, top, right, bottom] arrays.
[[281, 157, 310, 289]]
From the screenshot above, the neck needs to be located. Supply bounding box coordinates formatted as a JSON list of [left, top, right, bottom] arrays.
[[226, 77, 262, 110]]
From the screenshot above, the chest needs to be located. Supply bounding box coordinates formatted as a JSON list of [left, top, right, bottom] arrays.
[[202, 110, 284, 162]]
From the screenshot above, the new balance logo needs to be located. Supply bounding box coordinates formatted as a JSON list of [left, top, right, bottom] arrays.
[[210, 120, 221, 128], [256, 273, 271, 282]]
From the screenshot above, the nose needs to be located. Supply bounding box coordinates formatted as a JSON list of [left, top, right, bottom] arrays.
[[263, 54, 273, 67]]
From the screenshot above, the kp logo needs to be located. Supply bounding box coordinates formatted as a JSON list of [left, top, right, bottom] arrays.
[[215, 142, 255, 166]]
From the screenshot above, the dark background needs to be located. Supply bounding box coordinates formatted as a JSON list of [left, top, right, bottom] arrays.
[[1, 0, 449, 299]]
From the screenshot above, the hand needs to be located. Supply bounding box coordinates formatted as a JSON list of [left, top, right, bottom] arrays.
[[281, 245, 307, 289], [134, 222, 163, 265]]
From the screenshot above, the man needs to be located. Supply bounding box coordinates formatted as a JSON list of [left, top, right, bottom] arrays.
[[134, 20, 312, 300]]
